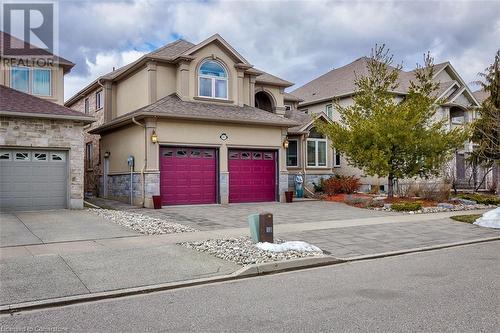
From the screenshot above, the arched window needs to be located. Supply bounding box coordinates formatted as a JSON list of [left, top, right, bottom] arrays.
[[198, 60, 228, 99]]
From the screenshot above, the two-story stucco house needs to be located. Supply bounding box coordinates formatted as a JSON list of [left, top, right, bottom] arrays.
[[289, 57, 483, 192], [66, 34, 300, 207], [0, 31, 93, 211]]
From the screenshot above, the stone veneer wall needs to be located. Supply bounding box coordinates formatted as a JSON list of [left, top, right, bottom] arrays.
[[0, 116, 85, 209], [103, 172, 160, 207], [68, 88, 104, 197]]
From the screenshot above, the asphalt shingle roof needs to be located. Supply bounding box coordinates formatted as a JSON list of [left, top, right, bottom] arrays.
[[0, 85, 93, 121], [0, 31, 74, 70], [291, 57, 450, 104]]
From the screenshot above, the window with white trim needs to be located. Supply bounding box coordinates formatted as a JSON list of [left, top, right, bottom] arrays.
[[333, 148, 341, 167], [307, 127, 327, 167], [286, 139, 298, 167], [325, 104, 333, 119], [96, 90, 104, 109], [198, 60, 228, 99]]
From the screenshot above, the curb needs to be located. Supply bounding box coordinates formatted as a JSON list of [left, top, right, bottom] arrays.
[[0, 256, 343, 315], [1, 237, 498, 314], [336, 236, 500, 262]]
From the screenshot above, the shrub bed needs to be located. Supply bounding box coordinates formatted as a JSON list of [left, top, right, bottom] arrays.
[[323, 175, 361, 195], [391, 202, 422, 212], [458, 193, 500, 205]]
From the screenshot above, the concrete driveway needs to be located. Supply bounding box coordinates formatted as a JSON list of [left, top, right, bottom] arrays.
[[0, 210, 138, 247], [132, 200, 400, 231]]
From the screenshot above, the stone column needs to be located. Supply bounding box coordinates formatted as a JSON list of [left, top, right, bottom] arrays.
[[278, 128, 289, 202], [219, 144, 229, 204], [143, 117, 159, 208]]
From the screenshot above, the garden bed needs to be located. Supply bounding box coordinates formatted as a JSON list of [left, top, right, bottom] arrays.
[[180, 237, 324, 265]]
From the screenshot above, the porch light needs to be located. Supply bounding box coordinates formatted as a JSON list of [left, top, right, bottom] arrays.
[[283, 139, 289, 149], [104, 151, 110, 158], [151, 130, 158, 144]]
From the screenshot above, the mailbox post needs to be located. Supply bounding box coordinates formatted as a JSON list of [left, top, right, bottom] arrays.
[[258, 213, 273, 243]]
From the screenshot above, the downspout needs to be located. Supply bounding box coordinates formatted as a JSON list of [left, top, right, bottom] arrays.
[[132, 117, 146, 207]]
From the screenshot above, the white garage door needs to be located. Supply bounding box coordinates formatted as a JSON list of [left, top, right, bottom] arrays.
[[0, 149, 68, 211]]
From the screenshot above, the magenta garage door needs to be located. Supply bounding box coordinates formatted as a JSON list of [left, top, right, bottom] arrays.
[[160, 147, 217, 205], [228, 149, 276, 203]]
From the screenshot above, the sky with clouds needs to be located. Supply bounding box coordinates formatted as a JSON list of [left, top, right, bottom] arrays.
[[58, 0, 500, 101]]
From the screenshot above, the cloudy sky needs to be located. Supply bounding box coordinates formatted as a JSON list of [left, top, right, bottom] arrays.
[[58, 0, 500, 101]]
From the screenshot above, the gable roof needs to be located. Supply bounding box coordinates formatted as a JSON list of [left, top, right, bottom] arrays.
[[286, 110, 331, 134], [473, 90, 489, 104], [0, 85, 93, 122], [89, 93, 298, 134], [0, 31, 74, 73], [66, 34, 292, 105], [283, 92, 304, 102], [291, 57, 478, 107]]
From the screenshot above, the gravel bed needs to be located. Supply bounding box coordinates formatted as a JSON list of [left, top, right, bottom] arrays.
[[371, 204, 496, 214], [87, 208, 197, 234], [180, 237, 324, 265]]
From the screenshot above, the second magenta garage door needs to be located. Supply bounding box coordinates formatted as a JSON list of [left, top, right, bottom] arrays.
[[160, 147, 217, 205], [228, 149, 277, 203]]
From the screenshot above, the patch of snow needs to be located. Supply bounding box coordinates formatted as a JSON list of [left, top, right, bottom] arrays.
[[473, 207, 500, 229], [255, 241, 322, 253]]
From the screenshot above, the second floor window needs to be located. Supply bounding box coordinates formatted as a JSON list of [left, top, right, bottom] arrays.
[[96, 90, 104, 109], [11, 67, 29, 93], [325, 104, 333, 119], [198, 60, 228, 99], [11, 67, 51, 96], [84, 98, 90, 114]]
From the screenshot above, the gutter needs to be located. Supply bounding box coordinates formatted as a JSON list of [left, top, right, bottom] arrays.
[[0, 110, 94, 123], [132, 117, 147, 207]]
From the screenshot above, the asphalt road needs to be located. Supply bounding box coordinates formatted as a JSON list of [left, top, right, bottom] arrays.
[[1, 241, 499, 333]]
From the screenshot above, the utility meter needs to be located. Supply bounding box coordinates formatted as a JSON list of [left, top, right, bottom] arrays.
[[127, 155, 135, 169]]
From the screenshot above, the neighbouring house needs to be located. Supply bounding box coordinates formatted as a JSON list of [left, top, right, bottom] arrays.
[[0, 31, 93, 211], [290, 57, 486, 192], [66, 34, 299, 207]]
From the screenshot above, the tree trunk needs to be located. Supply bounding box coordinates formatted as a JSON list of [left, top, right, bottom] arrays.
[[387, 174, 394, 198]]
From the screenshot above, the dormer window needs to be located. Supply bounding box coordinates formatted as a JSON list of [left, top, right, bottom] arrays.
[[198, 60, 228, 99]]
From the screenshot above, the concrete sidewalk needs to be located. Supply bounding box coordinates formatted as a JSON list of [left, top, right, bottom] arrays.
[[0, 243, 239, 306]]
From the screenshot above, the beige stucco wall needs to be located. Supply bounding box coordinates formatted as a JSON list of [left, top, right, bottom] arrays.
[[0, 116, 85, 208], [115, 68, 149, 117], [0, 60, 65, 105], [156, 63, 177, 100], [155, 119, 284, 171], [434, 68, 453, 83], [100, 124, 145, 173]]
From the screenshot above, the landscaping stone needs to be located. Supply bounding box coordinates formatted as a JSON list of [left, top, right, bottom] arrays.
[[371, 203, 495, 214], [87, 208, 197, 234], [452, 198, 477, 205], [180, 237, 324, 265], [437, 203, 455, 209]]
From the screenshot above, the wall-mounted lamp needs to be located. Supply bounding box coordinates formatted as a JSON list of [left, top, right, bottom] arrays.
[[283, 139, 289, 149], [104, 151, 111, 158], [151, 130, 158, 144]]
